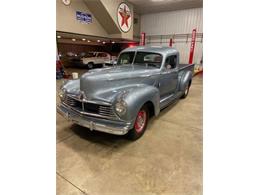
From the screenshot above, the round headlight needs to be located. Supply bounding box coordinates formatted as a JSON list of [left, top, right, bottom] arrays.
[[115, 100, 127, 116], [59, 88, 66, 101]]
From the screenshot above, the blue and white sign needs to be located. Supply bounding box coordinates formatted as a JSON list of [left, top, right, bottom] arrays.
[[76, 11, 92, 24]]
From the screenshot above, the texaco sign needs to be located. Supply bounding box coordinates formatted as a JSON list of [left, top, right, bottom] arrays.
[[117, 2, 132, 33]]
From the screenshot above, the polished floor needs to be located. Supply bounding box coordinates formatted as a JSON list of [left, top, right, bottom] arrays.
[[56, 68, 203, 195]]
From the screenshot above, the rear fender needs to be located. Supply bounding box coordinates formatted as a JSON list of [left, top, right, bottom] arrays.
[[179, 71, 193, 91]]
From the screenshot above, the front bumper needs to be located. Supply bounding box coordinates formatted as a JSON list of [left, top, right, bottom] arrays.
[[57, 103, 132, 135]]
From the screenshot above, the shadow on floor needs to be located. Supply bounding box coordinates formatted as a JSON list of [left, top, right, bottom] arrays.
[[69, 124, 131, 147]]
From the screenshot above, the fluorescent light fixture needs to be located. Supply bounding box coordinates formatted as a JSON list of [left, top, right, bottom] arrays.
[[72, 38, 76, 41], [57, 36, 61, 38], [97, 40, 100, 42], [82, 38, 86, 41]]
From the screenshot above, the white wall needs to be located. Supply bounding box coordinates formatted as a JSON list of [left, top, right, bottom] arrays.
[[140, 8, 203, 64]]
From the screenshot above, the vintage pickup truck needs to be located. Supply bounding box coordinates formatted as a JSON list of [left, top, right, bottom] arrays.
[[57, 46, 194, 140]]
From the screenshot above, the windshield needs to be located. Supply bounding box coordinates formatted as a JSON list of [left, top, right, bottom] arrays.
[[86, 52, 96, 57], [117, 51, 162, 68]]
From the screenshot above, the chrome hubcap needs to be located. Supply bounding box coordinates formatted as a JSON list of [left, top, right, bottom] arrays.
[[134, 110, 147, 133]]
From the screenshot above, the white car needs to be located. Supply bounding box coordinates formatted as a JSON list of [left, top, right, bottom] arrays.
[[81, 52, 116, 69]]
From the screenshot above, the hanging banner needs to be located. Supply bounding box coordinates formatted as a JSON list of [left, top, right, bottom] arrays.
[[189, 29, 197, 64], [140, 32, 146, 46], [169, 38, 173, 47]]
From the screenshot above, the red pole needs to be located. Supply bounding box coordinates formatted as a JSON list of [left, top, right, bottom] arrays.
[[189, 29, 197, 64], [140, 32, 146, 46], [169, 38, 173, 47]]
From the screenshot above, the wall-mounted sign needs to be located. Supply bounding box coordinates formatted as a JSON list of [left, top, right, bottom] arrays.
[[62, 0, 71, 6], [76, 11, 92, 24], [117, 2, 132, 33]]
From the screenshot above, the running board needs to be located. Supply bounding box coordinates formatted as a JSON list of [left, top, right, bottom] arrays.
[[160, 91, 183, 109]]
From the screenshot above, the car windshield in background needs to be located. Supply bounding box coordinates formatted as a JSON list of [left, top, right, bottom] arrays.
[[86, 52, 96, 57], [117, 52, 162, 68]]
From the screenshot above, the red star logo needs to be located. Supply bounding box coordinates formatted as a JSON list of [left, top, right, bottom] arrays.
[[119, 5, 131, 28]]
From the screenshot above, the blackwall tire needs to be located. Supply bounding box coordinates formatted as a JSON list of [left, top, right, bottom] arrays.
[[181, 85, 190, 99], [127, 105, 149, 140], [88, 62, 94, 69]]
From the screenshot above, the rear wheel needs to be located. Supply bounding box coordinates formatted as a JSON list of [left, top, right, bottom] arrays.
[[181, 84, 190, 99], [127, 105, 149, 140]]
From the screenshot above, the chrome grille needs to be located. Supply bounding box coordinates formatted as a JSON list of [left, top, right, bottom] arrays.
[[63, 95, 116, 119], [64, 95, 82, 108], [98, 105, 115, 117]]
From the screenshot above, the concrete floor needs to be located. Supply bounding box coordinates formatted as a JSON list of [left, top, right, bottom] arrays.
[[56, 68, 203, 195]]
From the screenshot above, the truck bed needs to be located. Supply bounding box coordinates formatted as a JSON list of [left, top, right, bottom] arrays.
[[179, 63, 194, 71]]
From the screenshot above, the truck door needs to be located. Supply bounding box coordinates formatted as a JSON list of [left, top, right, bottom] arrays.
[[159, 55, 178, 97]]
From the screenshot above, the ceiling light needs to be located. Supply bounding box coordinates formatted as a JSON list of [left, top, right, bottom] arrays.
[[112, 41, 115, 44], [57, 36, 61, 38], [102, 41, 106, 44], [97, 40, 100, 42], [87, 40, 91, 42], [72, 38, 76, 41], [82, 38, 86, 41]]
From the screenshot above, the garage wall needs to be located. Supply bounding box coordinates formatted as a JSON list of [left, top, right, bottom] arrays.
[[140, 8, 203, 64], [133, 13, 141, 37], [56, 0, 108, 37]]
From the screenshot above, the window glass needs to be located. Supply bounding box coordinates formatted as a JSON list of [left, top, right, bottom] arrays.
[[134, 52, 162, 68], [117, 52, 135, 65], [117, 52, 162, 68], [165, 55, 177, 69], [97, 53, 103, 57], [86, 52, 95, 57]]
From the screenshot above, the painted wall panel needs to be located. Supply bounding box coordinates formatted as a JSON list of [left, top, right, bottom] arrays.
[[140, 8, 203, 64]]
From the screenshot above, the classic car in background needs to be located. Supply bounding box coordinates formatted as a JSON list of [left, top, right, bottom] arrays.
[[58, 52, 84, 68], [57, 46, 194, 140], [81, 52, 117, 69]]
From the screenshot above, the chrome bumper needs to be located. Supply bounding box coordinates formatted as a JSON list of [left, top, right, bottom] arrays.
[[57, 104, 132, 135]]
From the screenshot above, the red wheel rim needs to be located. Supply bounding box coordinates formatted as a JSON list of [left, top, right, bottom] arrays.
[[134, 110, 147, 133]]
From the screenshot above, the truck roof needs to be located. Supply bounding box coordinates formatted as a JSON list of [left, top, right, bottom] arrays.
[[122, 46, 179, 55]]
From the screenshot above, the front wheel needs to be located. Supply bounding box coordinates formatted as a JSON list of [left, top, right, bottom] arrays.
[[127, 105, 149, 140]]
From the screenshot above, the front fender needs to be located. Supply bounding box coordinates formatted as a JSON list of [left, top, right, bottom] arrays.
[[119, 85, 160, 123], [62, 79, 80, 94], [179, 71, 193, 91]]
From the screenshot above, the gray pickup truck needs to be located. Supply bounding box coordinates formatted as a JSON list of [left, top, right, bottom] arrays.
[[57, 46, 194, 140]]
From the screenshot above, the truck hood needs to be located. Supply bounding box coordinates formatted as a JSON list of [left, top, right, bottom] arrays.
[[79, 65, 159, 102]]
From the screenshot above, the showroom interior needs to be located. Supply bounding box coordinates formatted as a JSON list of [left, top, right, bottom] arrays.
[[56, 0, 203, 194]]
